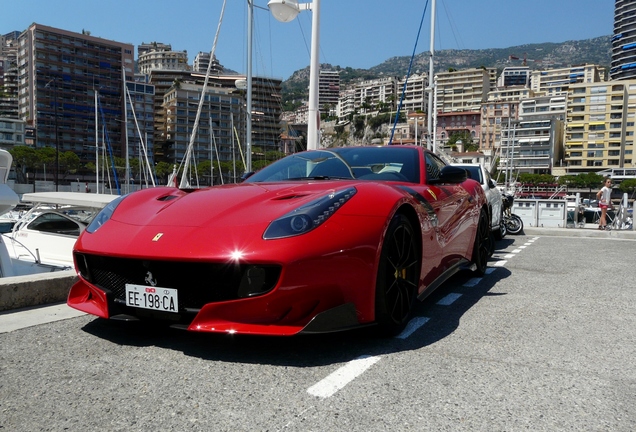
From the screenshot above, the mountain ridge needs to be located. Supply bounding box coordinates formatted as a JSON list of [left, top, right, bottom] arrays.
[[281, 35, 612, 109]]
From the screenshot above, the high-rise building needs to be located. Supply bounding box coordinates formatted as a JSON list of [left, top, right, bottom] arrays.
[[610, 0, 636, 80], [17, 24, 134, 180], [318, 70, 339, 112], [0, 32, 19, 119]]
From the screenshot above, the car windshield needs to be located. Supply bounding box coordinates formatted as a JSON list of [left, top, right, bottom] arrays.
[[245, 147, 420, 183]]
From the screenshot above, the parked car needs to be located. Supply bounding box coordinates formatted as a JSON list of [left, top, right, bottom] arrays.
[[69, 146, 489, 336], [451, 163, 505, 240]]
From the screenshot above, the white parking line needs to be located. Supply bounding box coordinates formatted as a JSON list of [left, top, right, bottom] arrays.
[[0, 303, 86, 334], [504, 254, 515, 258], [437, 293, 462, 306], [463, 277, 482, 287], [493, 260, 507, 267], [512, 249, 522, 253], [307, 355, 381, 398], [485, 268, 496, 275], [395, 316, 429, 340]]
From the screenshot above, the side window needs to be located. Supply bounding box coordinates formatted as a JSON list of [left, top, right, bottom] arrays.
[[425, 153, 446, 181], [28, 213, 82, 236]]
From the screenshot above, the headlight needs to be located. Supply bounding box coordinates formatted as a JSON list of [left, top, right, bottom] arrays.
[[263, 187, 356, 240], [86, 195, 126, 233]]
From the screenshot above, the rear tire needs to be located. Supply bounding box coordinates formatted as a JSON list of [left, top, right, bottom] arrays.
[[505, 214, 524, 235], [472, 209, 490, 276], [375, 213, 420, 336], [494, 210, 506, 240]]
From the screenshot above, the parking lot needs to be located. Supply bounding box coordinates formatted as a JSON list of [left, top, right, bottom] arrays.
[[1, 232, 636, 431]]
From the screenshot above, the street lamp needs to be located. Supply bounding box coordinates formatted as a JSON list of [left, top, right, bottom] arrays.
[[268, 0, 321, 150]]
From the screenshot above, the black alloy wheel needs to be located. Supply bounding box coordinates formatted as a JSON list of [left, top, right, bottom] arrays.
[[472, 209, 490, 275], [375, 213, 420, 336]]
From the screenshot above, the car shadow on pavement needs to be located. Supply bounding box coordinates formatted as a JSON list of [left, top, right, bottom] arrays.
[[81, 263, 512, 368]]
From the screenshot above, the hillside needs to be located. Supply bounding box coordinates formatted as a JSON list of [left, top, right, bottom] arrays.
[[281, 36, 611, 109]]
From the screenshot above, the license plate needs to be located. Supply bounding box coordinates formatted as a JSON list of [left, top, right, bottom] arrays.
[[125, 284, 178, 313]]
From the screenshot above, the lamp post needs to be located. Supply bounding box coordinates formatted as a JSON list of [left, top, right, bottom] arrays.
[[268, 0, 320, 150]]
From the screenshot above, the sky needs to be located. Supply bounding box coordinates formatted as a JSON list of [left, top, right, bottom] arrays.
[[3, 0, 615, 80]]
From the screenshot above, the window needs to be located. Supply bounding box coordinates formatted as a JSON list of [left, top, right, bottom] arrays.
[[27, 213, 82, 236], [425, 152, 446, 182]]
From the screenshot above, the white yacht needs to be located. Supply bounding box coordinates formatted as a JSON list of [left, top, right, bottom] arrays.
[[2, 192, 119, 270]]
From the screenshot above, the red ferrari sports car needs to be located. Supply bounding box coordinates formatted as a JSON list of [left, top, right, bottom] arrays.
[[68, 145, 489, 336]]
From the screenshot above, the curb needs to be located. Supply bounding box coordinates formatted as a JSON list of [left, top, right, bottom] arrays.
[[0, 270, 77, 312], [522, 226, 636, 240]]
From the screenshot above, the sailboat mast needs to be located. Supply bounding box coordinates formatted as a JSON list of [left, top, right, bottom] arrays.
[[426, 0, 436, 151], [246, 0, 253, 172], [95, 90, 98, 193], [123, 67, 130, 194]]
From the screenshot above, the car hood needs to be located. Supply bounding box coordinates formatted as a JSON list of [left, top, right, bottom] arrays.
[[111, 182, 367, 228]]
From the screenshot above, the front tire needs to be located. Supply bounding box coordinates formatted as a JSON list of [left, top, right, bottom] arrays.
[[472, 209, 490, 275], [375, 213, 420, 336]]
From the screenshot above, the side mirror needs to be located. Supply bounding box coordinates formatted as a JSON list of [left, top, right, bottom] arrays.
[[240, 171, 255, 182], [430, 165, 467, 184], [488, 179, 496, 189]]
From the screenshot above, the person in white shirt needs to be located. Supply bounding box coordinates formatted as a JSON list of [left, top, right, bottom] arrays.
[[596, 177, 612, 230]]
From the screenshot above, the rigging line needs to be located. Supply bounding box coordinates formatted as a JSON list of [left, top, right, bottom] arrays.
[[296, 15, 311, 61], [125, 86, 155, 187], [388, 0, 430, 145], [211, 127, 224, 185], [440, 0, 464, 50], [97, 95, 120, 194], [179, 0, 228, 189]]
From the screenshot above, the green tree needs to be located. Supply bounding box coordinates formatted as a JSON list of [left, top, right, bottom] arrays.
[[619, 178, 636, 198], [59, 151, 81, 178], [446, 131, 478, 152], [154, 161, 173, 183]]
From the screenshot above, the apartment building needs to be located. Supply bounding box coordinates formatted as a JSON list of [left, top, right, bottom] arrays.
[[162, 82, 244, 183], [153, 72, 282, 163], [610, 0, 636, 80], [337, 88, 355, 121], [0, 117, 25, 148], [435, 110, 481, 148], [354, 77, 398, 113], [435, 68, 490, 113], [564, 80, 636, 174], [530, 64, 605, 96], [193, 52, 223, 74], [319, 70, 340, 113], [480, 99, 519, 156], [0, 32, 19, 119], [497, 66, 531, 88], [138, 43, 189, 74], [397, 73, 428, 114], [499, 117, 564, 176], [17, 23, 134, 171]]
